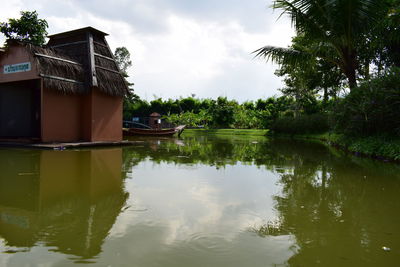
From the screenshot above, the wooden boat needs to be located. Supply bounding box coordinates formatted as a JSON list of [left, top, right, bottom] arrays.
[[123, 125, 186, 137]]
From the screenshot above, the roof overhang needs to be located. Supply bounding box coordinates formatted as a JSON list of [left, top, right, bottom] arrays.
[[48, 27, 109, 39]]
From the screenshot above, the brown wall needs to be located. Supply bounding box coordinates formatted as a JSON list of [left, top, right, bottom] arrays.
[[41, 88, 82, 142], [41, 87, 122, 142], [81, 94, 92, 141], [0, 46, 38, 83], [90, 89, 123, 142]]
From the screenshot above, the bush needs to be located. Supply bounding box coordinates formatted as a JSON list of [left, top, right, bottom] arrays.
[[333, 68, 400, 136], [271, 114, 330, 135], [164, 110, 211, 127], [232, 108, 272, 129]]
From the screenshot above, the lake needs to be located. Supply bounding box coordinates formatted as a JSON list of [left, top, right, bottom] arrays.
[[0, 134, 399, 266]]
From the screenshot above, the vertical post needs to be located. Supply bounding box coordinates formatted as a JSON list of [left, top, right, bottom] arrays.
[[87, 32, 98, 87], [86, 31, 96, 141]]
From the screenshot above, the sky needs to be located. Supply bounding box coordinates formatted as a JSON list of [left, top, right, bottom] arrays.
[[0, 0, 294, 102]]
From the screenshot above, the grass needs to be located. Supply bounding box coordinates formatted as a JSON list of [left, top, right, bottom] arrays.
[[184, 128, 269, 136]]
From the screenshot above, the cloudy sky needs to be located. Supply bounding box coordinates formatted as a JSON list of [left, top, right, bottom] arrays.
[[0, 0, 294, 102]]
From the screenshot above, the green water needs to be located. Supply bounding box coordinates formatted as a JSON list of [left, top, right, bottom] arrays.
[[0, 135, 399, 266]]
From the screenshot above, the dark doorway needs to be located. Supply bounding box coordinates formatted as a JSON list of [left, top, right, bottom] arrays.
[[0, 80, 40, 139]]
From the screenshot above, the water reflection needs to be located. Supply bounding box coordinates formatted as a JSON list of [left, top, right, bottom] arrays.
[[1, 136, 400, 266], [0, 148, 128, 262], [122, 136, 400, 266]]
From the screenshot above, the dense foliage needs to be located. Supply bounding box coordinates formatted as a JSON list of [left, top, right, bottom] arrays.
[[271, 114, 330, 135], [333, 69, 400, 136]]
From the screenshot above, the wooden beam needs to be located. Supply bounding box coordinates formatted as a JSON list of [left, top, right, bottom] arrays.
[[93, 41, 108, 48], [94, 52, 115, 61], [95, 65, 122, 74], [39, 74, 84, 84], [34, 53, 83, 66], [87, 32, 98, 87], [50, 40, 87, 48]]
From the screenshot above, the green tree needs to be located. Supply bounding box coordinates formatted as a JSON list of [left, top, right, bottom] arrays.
[[208, 97, 237, 127], [254, 0, 386, 89], [0, 11, 48, 46], [275, 35, 344, 112], [114, 47, 132, 78], [114, 47, 138, 119], [369, 0, 400, 71]]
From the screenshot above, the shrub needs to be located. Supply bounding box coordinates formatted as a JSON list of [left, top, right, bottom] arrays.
[[271, 114, 330, 135], [164, 110, 211, 127]]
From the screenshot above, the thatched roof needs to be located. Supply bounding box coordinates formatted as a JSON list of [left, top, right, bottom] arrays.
[[27, 44, 88, 94], [6, 27, 129, 96], [46, 27, 129, 96]]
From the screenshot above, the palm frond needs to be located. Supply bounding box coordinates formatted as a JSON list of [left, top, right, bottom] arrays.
[[273, 0, 329, 39], [253, 45, 312, 66]]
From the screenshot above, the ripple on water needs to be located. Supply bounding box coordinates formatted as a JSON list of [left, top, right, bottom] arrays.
[[181, 232, 231, 255]]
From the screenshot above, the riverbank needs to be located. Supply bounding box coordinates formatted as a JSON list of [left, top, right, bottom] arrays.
[[184, 129, 400, 162], [271, 133, 400, 162]]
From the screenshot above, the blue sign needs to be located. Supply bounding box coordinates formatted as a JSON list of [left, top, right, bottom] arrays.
[[4, 62, 31, 74]]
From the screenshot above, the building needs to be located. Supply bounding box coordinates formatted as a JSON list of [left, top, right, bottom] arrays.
[[0, 27, 128, 143], [149, 112, 161, 129]]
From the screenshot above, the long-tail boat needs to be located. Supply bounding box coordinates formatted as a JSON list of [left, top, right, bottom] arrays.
[[123, 122, 185, 137]]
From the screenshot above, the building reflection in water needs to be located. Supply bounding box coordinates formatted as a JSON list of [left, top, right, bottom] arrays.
[[0, 148, 128, 261]]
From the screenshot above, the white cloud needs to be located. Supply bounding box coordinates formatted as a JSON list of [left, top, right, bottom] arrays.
[[0, 0, 24, 45]]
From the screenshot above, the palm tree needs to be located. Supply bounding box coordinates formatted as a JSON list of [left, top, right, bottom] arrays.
[[254, 0, 385, 89]]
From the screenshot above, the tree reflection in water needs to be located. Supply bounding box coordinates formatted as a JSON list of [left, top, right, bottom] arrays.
[[123, 135, 400, 266], [256, 139, 400, 267]]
